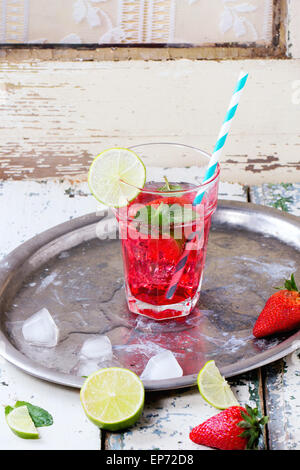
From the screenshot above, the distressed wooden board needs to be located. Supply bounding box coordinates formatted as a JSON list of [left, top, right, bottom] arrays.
[[0, 179, 98, 259], [0, 172, 246, 449], [105, 187, 266, 451], [1, 59, 300, 184], [0, 361, 100, 450], [251, 183, 300, 215], [106, 372, 264, 451], [250, 183, 300, 450], [0, 182, 103, 449], [0, 44, 286, 63]]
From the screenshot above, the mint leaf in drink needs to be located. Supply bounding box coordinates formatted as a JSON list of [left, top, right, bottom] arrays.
[[134, 205, 152, 226], [159, 176, 183, 194], [134, 204, 165, 236], [134, 203, 198, 228], [151, 202, 171, 227], [171, 206, 198, 225], [14, 401, 53, 427]]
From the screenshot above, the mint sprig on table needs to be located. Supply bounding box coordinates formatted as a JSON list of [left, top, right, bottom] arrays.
[[5, 406, 14, 416], [6, 401, 53, 427]]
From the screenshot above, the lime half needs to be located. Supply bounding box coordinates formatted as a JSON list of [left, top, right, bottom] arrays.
[[6, 406, 39, 439], [88, 148, 146, 208], [80, 367, 145, 431], [197, 360, 239, 410]]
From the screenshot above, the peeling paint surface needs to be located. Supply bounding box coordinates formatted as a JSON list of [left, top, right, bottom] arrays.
[[0, 363, 101, 450], [106, 182, 265, 450], [251, 183, 300, 215], [0, 176, 299, 449], [1, 60, 300, 183], [106, 369, 265, 450], [0, 171, 247, 450], [250, 183, 300, 450]]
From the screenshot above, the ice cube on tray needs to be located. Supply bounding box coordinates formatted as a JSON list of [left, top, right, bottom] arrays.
[[73, 360, 100, 377], [22, 308, 59, 348], [80, 335, 112, 361], [140, 350, 183, 381]]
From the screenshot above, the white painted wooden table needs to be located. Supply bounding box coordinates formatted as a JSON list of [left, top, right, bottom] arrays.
[[0, 172, 299, 450]]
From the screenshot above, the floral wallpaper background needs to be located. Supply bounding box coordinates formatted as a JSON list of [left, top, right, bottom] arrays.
[[0, 0, 274, 45]]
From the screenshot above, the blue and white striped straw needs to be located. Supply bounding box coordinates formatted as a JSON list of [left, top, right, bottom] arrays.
[[165, 71, 248, 300], [193, 71, 248, 206]]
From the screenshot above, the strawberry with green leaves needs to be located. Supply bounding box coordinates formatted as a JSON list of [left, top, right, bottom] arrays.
[[189, 405, 268, 450], [253, 274, 300, 338]]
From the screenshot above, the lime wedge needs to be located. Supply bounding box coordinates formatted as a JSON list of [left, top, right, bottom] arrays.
[[88, 148, 146, 208], [197, 360, 239, 410], [6, 406, 39, 439], [80, 367, 145, 431]]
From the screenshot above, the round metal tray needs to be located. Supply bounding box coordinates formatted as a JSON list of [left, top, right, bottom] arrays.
[[0, 200, 299, 391]]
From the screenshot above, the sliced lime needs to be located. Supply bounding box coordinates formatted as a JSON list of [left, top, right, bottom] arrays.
[[88, 148, 146, 208], [6, 405, 39, 439], [197, 360, 239, 410], [80, 367, 145, 431]]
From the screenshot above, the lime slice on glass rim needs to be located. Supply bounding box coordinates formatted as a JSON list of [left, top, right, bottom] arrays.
[[88, 148, 146, 208], [6, 406, 39, 439], [80, 367, 145, 431], [197, 360, 239, 410]]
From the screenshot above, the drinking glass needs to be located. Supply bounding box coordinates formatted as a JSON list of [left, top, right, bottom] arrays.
[[114, 143, 220, 320]]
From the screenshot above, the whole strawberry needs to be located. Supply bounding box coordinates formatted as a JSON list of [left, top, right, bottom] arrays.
[[189, 405, 268, 450], [253, 274, 300, 338]]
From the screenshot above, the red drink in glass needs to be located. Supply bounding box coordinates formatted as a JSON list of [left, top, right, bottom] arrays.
[[114, 144, 219, 321]]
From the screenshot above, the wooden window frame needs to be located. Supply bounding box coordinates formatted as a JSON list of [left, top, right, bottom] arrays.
[[0, 0, 287, 62]]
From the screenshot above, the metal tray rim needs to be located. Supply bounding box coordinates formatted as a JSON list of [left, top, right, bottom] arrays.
[[0, 200, 299, 391]]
